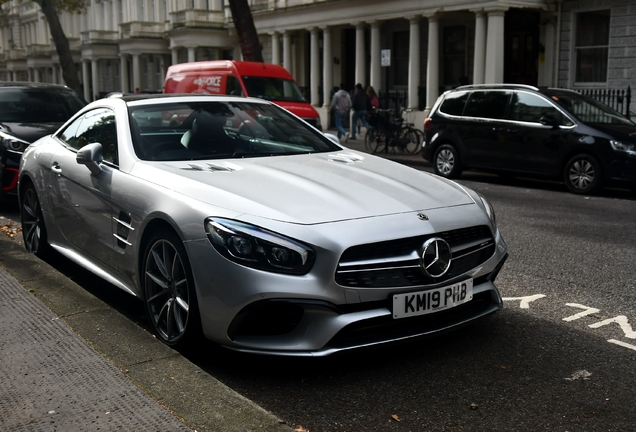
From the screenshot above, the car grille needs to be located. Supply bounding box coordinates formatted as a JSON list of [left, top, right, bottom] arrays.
[[335, 225, 495, 288]]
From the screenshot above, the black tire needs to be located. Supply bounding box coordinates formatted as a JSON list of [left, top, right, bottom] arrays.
[[433, 144, 462, 179], [366, 127, 387, 153], [21, 184, 50, 257], [564, 154, 602, 195], [143, 229, 201, 347]]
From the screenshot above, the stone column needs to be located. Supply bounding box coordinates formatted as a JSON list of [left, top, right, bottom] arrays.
[[52, 65, 58, 84], [91, 59, 99, 100], [187, 47, 196, 62], [34, 68, 41, 83], [171, 48, 178, 66], [82, 60, 90, 101], [271, 32, 280, 65], [310, 27, 320, 106], [369, 21, 382, 91], [485, 9, 506, 83], [283, 31, 292, 71], [132, 53, 141, 92], [426, 14, 439, 109], [473, 10, 486, 85], [407, 16, 421, 109], [322, 26, 333, 108]]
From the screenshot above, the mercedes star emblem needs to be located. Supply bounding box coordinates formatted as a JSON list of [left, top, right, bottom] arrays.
[[421, 237, 452, 278]]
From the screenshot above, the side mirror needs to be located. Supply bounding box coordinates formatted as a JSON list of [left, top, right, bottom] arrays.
[[76, 142, 103, 175], [324, 132, 340, 145], [540, 114, 560, 128]]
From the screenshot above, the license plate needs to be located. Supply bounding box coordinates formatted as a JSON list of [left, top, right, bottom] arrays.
[[392, 279, 473, 319]]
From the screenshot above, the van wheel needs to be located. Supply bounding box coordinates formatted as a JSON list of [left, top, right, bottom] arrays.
[[564, 154, 602, 195], [434, 144, 462, 179]]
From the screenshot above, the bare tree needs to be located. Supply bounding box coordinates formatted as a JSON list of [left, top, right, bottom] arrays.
[[227, 0, 263, 62], [0, 0, 85, 95]]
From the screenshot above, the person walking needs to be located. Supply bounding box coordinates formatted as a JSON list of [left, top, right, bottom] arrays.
[[350, 83, 370, 140], [329, 83, 352, 142], [366, 85, 379, 110]]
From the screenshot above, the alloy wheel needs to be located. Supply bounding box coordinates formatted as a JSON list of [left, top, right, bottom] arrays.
[[568, 159, 595, 191], [436, 149, 455, 176]]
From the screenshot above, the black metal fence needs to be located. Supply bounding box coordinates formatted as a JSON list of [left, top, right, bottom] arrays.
[[576, 86, 632, 117]]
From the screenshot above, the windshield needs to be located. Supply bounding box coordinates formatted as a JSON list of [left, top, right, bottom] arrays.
[[549, 92, 634, 126], [0, 88, 86, 123], [241, 76, 306, 102], [130, 100, 339, 161]]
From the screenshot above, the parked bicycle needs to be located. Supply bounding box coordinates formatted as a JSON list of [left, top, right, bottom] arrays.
[[364, 108, 424, 154]]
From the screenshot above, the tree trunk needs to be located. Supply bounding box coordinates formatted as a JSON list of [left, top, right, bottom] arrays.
[[38, 0, 84, 97], [228, 0, 263, 62]]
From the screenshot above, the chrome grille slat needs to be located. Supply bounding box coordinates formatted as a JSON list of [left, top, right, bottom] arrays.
[[335, 225, 495, 288]]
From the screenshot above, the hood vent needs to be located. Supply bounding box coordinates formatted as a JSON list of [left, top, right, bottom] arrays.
[[183, 162, 242, 172], [329, 153, 365, 165]]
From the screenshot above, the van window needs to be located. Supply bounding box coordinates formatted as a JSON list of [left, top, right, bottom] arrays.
[[509, 92, 570, 124], [439, 91, 469, 116], [463, 91, 510, 120], [242, 76, 306, 103], [226, 76, 243, 96]]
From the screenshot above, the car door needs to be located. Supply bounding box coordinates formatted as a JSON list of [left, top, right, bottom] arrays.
[[504, 91, 572, 173], [49, 108, 119, 265], [459, 90, 512, 169]]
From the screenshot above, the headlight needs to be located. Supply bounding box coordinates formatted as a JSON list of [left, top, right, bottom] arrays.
[[0, 133, 29, 153], [205, 218, 315, 275], [610, 140, 636, 154], [478, 194, 496, 227]]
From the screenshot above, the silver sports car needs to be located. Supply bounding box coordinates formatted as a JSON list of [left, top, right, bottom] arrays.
[[19, 95, 508, 356]]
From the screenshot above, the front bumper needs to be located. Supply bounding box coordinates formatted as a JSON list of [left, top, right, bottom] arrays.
[[186, 209, 508, 356]]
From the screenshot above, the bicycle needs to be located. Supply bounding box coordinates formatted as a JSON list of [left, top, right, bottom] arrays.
[[365, 108, 424, 154]]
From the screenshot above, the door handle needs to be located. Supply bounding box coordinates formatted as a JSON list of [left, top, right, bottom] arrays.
[[492, 127, 504, 132], [507, 129, 518, 134], [51, 162, 62, 175]]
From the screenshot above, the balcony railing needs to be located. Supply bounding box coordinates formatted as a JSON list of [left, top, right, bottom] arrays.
[[26, 44, 50, 56], [170, 9, 225, 29], [80, 30, 119, 45], [120, 21, 168, 39], [7, 48, 27, 60]]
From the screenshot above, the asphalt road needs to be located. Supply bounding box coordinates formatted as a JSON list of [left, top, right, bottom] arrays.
[[2, 168, 636, 431]]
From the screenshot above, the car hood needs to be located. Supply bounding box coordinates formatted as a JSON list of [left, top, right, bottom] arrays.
[[0, 122, 61, 143], [586, 123, 636, 142], [135, 151, 475, 224]]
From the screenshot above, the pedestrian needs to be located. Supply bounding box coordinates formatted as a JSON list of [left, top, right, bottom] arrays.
[[366, 85, 379, 110], [350, 83, 370, 140], [329, 83, 352, 142]]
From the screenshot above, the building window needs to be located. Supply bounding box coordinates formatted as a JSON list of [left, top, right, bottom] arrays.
[[575, 10, 610, 83]]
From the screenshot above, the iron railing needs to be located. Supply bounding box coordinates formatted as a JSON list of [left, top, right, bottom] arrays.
[[576, 86, 632, 117]]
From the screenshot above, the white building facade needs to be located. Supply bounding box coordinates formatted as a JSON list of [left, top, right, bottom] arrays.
[[0, 0, 634, 125]]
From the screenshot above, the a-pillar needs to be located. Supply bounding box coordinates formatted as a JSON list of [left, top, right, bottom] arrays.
[[322, 26, 333, 108], [484, 9, 506, 83], [91, 60, 99, 100], [132, 54, 141, 92], [310, 27, 320, 106], [425, 14, 439, 110], [407, 16, 421, 109], [82, 60, 90, 101], [271, 32, 280, 65], [120, 54, 130, 93], [283, 31, 292, 71], [354, 22, 365, 86], [369, 21, 382, 91], [473, 10, 486, 85]]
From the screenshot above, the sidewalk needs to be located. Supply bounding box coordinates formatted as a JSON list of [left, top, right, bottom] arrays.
[[0, 216, 292, 432]]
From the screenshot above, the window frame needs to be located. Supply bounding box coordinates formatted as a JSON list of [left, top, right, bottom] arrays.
[[573, 9, 611, 86]]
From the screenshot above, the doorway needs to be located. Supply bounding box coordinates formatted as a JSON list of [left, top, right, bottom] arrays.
[[504, 9, 540, 85]]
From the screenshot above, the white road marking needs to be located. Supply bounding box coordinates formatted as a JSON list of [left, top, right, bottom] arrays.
[[502, 294, 546, 309], [589, 316, 636, 339], [608, 339, 636, 351], [563, 303, 600, 322]]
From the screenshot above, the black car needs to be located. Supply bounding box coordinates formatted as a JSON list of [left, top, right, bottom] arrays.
[[422, 84, 636, 194], [0, 82, 86, 201]]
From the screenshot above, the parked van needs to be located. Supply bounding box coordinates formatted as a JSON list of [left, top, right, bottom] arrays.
[[164, 60, 321, 130]]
